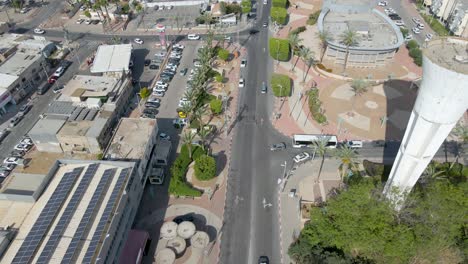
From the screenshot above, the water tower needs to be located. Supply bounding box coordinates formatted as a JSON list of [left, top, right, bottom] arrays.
[[384, 37, 468, 205]]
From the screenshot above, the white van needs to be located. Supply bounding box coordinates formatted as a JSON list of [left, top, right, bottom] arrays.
[[263, 0, 268, 4], [346, 140, 363, 149], [149, 167, 165, 185]]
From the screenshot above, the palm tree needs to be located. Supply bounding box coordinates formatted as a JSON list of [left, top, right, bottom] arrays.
[[288, 34, 303, 70], [299, 47, 314, 81], [339, 30, 360, 71], [317, 30, 331, 63], [423, 162, 446, 182], [193, 105, 208, 128], [197, 126, 210, 151], [350, 79, 369, 115], [334, 145, 358, 180], [303, 56, 316, 82], [202, 13, 214, 29], [449, 124, 468, 164], [182, 132, 196, 159], [313, 138, 329, 182]]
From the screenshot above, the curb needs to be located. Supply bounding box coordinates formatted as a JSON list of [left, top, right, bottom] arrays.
[[277, 187, 285, 264]]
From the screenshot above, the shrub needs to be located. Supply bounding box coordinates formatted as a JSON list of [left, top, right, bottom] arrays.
[[317, 63, 332, 73], [307, 10, 321, 25], [406, 40, 419, 50], [241, 0, 252, 13], [307, 89, 327, 124], [192, 146, 206, 161], [271, 73, 291, 97], [400, 27, 409, 37], [289, 26, 306, 37], [272, 0, 287, 8], [218, 48, 230, 61], [409, 48, 422, 58], [214, 73, 223, 83], [194, 155, 217, 181], [271, 7, 288, 25], [169, 144, 203, 197], [210, 98, 223, 115], [195, 16, 205, 24], [413, 55, 422, 66], [225, 3, 242, 14], [139, 87, 151, 99], [269, 38, 290, 61]]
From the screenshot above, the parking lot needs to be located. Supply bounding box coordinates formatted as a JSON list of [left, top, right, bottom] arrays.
[[138, 5, 202, 30]]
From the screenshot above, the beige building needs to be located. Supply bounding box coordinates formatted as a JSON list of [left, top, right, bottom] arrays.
[[28, 74, 134, 155], [426, 0, 468, 37]]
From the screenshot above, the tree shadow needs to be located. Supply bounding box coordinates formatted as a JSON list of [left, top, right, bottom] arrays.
[[214, 150, 227, 176]]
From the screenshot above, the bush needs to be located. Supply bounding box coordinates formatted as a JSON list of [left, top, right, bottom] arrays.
[[307, 10, 321, 25], [271, 7, 288, 25], [194, 155, 217, 181], [406, 40, 419, 50], [317, 63, 332, 73], [241, 0, 251, 13], [214, 73, 223, 83], [307, 89, 327, 124], [421, 13, 449, 36], [139, 87, 151, 99], [192, 146, 206, 161], [169, 144, 203, 197], [400, 27, 409, 37], [195, 16, 205, 24], [210, 98, 223, 115], [272, 0, 287, 8], [225, 3, 242, 14], [409, 48, 422, 58], [269, 38, 290, 61], [217, 48, 230, 61], [289, 26, 306, 37], [271, 73, 291, 97]]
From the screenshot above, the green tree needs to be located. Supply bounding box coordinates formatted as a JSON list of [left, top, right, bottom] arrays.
[[350, 79, 369, 114], [271, 73, 291, 97], [313, 138, 329, 182], [194, 154, 216, 181], [241, 0, 252, 13], [197, 126, 210, 152], [289, 33, 303, 70], [339, 30, 360, 71], [270, 7, 288, 25], [139, 87, 150, 99], [12, 0, 22, 11], [307, 9, 321, 25], [272, 0, 287, 8], [210, 98, 223, 115], [269, 38, 290, 61], [303, 53, 315, 82], [84, 10, 91, 18], [182, 132, 196, 159], [317, 30, 331, 63], [333, 144, 358, 179], [218, 48, 230, 61], [298, 46, 313, 75]]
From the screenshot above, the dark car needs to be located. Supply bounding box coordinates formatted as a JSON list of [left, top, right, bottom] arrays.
[[390, 15, 402, 20], [180, 68, 188, 76], [173, 214, 195, 224], [249, 29, 260, 34], [91, 20, 100, 24], [143, 108, 158, 115], [160, 76, 172, 83], [149, 64, 159, 70], [168, 58, 180, 65], [10, 150, 25, 158], [270, 142, 286, 151], [261, 82, 267, 94], [37, 83, 52, 95], [145, 102, 160, 108], [258, 256, 269, 264], [0, 129, 10, 143], [18, 104, 32, 115], [144, 59, 151, 66]]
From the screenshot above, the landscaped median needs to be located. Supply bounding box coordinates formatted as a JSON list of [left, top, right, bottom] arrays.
[[271, 73, 292, 97], [169, 144, 206, 197], [269, 37, 290, 61]]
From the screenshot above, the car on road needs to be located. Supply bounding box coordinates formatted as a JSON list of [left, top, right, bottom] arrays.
[[262, 22, 268, 27], [152, 91, 165, 97], [20, 7, 29, 13], [241, 59, 247, 67], [144, 59, 151, 66], [173, 214, 194, 224], [134, 38, 144, 44], [261, 82, 267, 94], [53, 66, 66, 77], [9, 115, 23, 128], [18, 104, 32, 116], [76, 18, 84, 24], [14, 143, 31, 151], [0, 129, 10, 143], [258, 256, 269, 264], [180, 68, 188, 76], [37, 83, 52, 95], [238, 78, 245, 88], [270, 142, 286, 151], [294, 152, 311, 163], [249, 29, 260, 34], [48, 75, 58, 84], [91, 20, 100, 25], [187, 34, 200, 40], [159, 133, 171, 141], [33, 28, 45, 34], [390, 15, 401, 20], [412, 27, 421, 34], [3, 157, 19, 165], [378, 1, 387, 6], [425, 33, 433, 41], [345, 140, 363, 149]]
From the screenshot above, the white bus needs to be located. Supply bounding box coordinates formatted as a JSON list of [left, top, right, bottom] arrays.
[[292, 134, 338, 148]]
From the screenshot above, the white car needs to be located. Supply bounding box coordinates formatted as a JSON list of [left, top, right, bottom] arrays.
[[20, 138, 33, 145], [378, 1, 388, 6], [412, 27, 421, 34], [134, 38, 144, 44], [425, 33, 433, 41], [412, 17, 421, 24], [194, 61, 202, 68], [405, 34, 413, 41], [155, 81, 168, 88], [53, 66, 65, 77], [384, 8, 395, 14], [293, 152, 311, 163], [346, 140, 363, 149], [169, 54, 182, 60], [76, 18, 84, 24], [153, 91, 165, 97], [159, 133, 171, 141], [238, 78, 245, 88], [394, 20, 404, 26], [147, 97, 161, 104], [14, 143, 31, 151], [240, 59, 247, 67], [172, 44, 184, 49], [33, 28, 45, 34], [153, 86, 166, 93], [187, 34, 200, 40], [3, 157, 19, 165], [417, 23, 425, 29]]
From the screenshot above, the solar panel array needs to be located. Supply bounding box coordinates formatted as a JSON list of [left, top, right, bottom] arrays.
[[61, 168, 116, 264], [85, 109, 98, 121], [12, 167, 84, 264], [35, 164, 99, 264], [82, 168, 130, 264], [69, 107, 84, 121], [76, 109, 90, 121]]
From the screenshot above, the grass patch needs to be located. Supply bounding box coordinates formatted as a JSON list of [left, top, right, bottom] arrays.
[[169, 144, 206, 197], [307, 10, 321, 25], [269, 37, 290, 61], [272, 0, 287, 8], [289, 26, 306, 37], [271, 73, 291, 97], [271, 7, 288, 25], [420, 13, 450, 36]]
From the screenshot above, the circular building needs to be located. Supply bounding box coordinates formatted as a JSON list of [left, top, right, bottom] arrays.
[[318, 0, 404, 68]]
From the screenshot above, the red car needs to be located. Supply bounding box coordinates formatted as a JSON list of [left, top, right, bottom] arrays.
[[48, 75, 58, 84]]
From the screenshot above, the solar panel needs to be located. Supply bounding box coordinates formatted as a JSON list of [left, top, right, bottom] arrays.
[[12, 167, 84, 264], [82, 168, 130, 264], [36, 164, 99, 264], [69, 107, 83, 121], [61, 168, 116, 264], [76, 108, 90, 121], [85, 109, 98, 121]]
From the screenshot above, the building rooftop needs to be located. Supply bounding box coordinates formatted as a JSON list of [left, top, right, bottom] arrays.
[[90, 44, 132, 73], [1, 160, 136, 264], [59, 75, 122, 102], [0, 49, 41, 76], [105, 118, 156, 160], [0, 73, 18, 89], [0, 173, 47, 202], [28, 118, 67, 137], [0, 34, 25, 53], [424, 37, 468, 74]]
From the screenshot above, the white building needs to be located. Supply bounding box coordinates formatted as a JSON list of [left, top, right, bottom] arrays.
[[427, 0, 468, 37], [384, 38, 468, 205], [90, 44, 132, 77], [0, 160, 142, 264]]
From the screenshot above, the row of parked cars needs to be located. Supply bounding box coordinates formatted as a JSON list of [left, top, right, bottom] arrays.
[[380, 4, 433, 42], [0, 135, 34, 178]]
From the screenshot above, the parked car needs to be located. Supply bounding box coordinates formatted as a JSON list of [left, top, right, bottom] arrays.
[[394, 20, 405, 26], [346, 140, 363, 149], [153, 86, 166, 93], [20, 138, 33, 145], [425, 33, 433, 41], [48, 75, 58, 84], [144, 59, 151, 66], [76, 18, 84, 24], [270, 142, 286, 151], [53, 85, 64, 94], [149, 64, 160, 70], [412, 17, 421, 24], [0, 170, 11, 178], [155, 81, 168, 88], [173, 118, 188, 128], [412, 27, 421, 34], [14, 143, 31, 151], [160, 75, 172, 83], [85, 19, 92, 24], [187, 34, 200, 40], [261, 82, 267, 94], [258, 256, 270, 264], [18, 104, 32, 115], [10, 150, 25, 158], [9, 115, 23, 128], [390, 15, 401, 20], [417, 23, 425, 29], [147, 97, 161, 104], [159, 133, 171, 141], [143, 108, 158, 116], [3, 157, 19, 165], [172, 43, 185, 50], [262, 22, 268, 27], [0, 129, 10, 143], [37, 83, 52, 95], [33, 28, 45, 34], [378, 1, 388, 6], [180, 68, 188, 76], [134, 38, 144, 44], [20, 7, 29, 13], [293, 152, 311, 163], [405, 34, 413, 41], [141, 113, 156, 119], [238, 78, 245, 88], [153, 91, 165, 97], [91, 20, 100, 25], [0, 164, 15, 171], [240, 59, 247, 67]]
